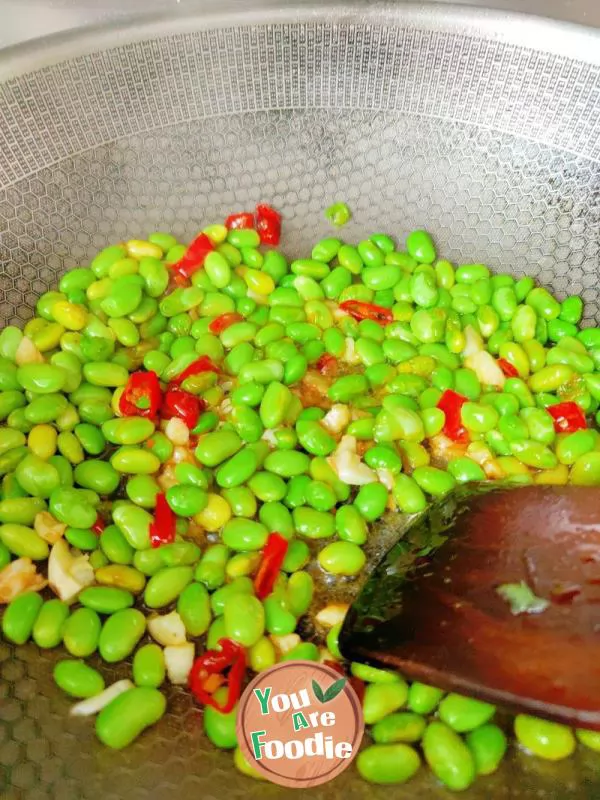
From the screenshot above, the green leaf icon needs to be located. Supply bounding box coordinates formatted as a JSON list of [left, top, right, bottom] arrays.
[[323, 677, 346, 702], [312, 676, 347, 703], [312, 679, 326, 703]]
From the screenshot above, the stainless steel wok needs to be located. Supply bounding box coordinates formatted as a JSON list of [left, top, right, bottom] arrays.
[[0, 2, 599, 797]]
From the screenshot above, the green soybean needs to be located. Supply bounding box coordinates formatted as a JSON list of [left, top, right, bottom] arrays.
[[438, 693, 496, 733], [96, 687, 166, 749], [32, 599, 70, 649], [62, 608, 102, 657], [54, 660, 105, 698], [223, 593, 265, 647], [177, 582, 212, 636], [356, 744, 421, 785], [466, 724, 508, 775], [203, 687, 238, 749], [133, 644, 166, 688], [79, 587, 135, 614], [363, 680, 409, 724], [144, 566, 193, 609], [98, 609, 146, 663], [0, 523, 49, 560], [2, 592, 44, 644], [372, 712, 427, 744], [514, 715, 575, 760], [423, 722, 476, 791]]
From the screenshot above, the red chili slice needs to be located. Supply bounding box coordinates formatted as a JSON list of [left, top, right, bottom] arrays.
[[225, 212, 254, 230], [170, 232, 214, 282], [189, 638, 247, 713], [437, 388, 470, 442], [170, 356, 220, 387], [208, 312, 244, 334], [254, 533, 289, 600], [338, 300, 393, 326], [316, 353, 339, 376], [547, 401, 587, 433], [161, 387, 204, 430], [255, 204, 282, 246], [91, 516, 105, 535], [497, 358, 519, 378], [119, 371, 162, 419], [149, 493, 177, 549]]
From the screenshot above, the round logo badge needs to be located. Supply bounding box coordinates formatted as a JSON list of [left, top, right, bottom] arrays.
[[236, 660, 364, 788]]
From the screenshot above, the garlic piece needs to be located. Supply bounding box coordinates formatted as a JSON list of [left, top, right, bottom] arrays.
[[261, 429, 278, 447], [48, 540, 94, 603], [165, 417, 190, 446], [164, 643, 195, 685], [465, 350, 506, 388], [321, 404, 350, 435], [329, 435, 377, 485], [70, 680, 134, 717], [0, 558, 47, 604], [377, 468, 395, 491], [315, 603, 349, 628], [15, 336, 44, 365], [461, 324, 484, 357], [34, 511, 66, 544], [148, 611, 187, 646], [270, 633, 300, 656]]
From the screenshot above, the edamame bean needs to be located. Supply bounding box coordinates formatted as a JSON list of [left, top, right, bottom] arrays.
[[63, 608, 102, 657], [363, 680, 409, 724], [438, 694, 496, 732], [111, 447, 160, 475], [393, 474, 427, 513], [408, 682, 445, 714], [285, 571, 314, 616], [569, 451, 600, 485], [335, 505, 368, 545], [54, 660, 105, 698], [406, 230, 436, 264], [293, 507, 335, 539], [203, 687, 238, 749], [280, 641, 320, 661], [372, 712, 427, 744], [223, 593, 265, 647], [0, 523, 49, 560], [100, 525, 134, 564], [144, 566, 193, 609], [96, 687, 166, 749], [412, 466, 456, 496], [466, 724, 507, 775], [49, 487, 97, 528], [353, 482, 388, 521], [0, 496, 46, 525], [556, 429, 598, 464], [98, 609, 146, 663], [356, 744, 421, 785], [423, 722, 476, 791], [514, 715, 575, 760], [65, 526, 98, 550], [74, 460, 120, 494], [112, 503, 152, 549], [96, 564, 146, 594], [2, 592, 43, 644], [133, 644, 166, 688], [79, 587, 135, 614], [576, 729, 600, 753], [32, 599, 70, 649], [177, 582, 212, 636]]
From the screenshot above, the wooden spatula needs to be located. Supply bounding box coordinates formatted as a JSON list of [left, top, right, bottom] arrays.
[[339, 485, 600, 729]]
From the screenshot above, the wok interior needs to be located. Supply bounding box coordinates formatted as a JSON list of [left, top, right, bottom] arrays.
[[0, 7, 599, 799]]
